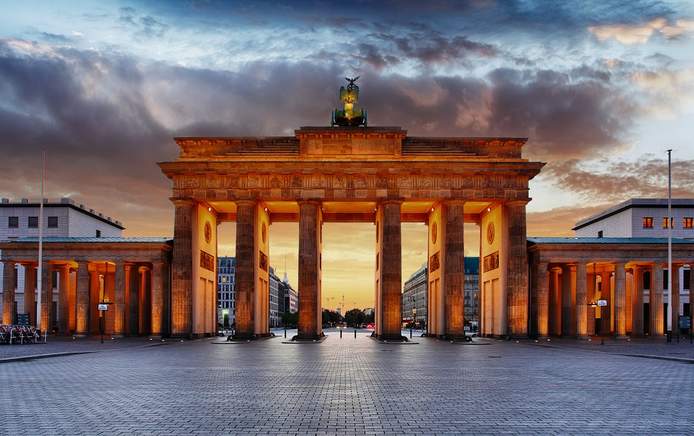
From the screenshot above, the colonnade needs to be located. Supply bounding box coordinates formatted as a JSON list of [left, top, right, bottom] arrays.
[[1, 259, 166, 337], [171, 198, 481, 340], [533, 260, 692, 338]]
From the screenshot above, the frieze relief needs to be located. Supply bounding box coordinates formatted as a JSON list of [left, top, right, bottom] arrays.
[[174, 173, 530, 196]]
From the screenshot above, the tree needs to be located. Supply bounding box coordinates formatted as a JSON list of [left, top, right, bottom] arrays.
[[282, 311, 298, 327], [344, 308, 365, 327], [322, 309, 342, 326]]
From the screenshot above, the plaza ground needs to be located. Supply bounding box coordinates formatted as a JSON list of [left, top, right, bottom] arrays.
[[1, 330, 693, 434]]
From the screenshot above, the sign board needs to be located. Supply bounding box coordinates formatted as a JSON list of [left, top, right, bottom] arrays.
[[16, 313, 30, 326], [98, 304, 109, 311], [597, 300, 608, 307], [679, 316, 691, 330]]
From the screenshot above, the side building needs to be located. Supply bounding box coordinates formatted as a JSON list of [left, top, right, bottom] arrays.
[[216, 257, 293, 329], [217, 257, 236, 328], [1, 197, 125, 326], [402, 257, 480, 329]]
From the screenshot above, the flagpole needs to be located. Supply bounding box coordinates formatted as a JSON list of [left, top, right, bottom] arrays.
[[36, 151, 45, 332], [666, 149, 672, 341]]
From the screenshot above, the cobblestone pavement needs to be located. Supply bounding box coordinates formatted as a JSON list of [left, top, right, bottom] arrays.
[[0, 336, 169, 360], [1, 330, 693, 435]]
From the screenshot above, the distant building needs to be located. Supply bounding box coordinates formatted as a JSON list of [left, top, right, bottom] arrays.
[[269, 267, 281, 327], [216, 258, 294, 328], [217, 257, 236, 328], [402, 258, 480, 328], [573, 198, 694, 238], [402, 265, 427, 325], [278, 271, 297, 317], [1, 197, 124, 324]]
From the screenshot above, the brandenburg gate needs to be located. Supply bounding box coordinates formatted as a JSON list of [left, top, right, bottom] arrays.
[[159, 79, 544, 340]]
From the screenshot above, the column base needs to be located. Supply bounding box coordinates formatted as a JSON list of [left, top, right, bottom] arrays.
[[148, 335, 163, 340], [616, 335, 630, 340], [371, 332, 409, 342], [291, 333, 325, 342]]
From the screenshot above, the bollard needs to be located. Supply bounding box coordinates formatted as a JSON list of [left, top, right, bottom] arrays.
[[340, 329, 343, 339], [284, 327, 287, 338], [354, 328, 357, 338], [410, 326, 413, 339]]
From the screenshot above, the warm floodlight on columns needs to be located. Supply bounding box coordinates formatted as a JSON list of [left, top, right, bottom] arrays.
[[233, 200, 272, 339], [295, 201, 323, 341], [374, 200, 404, 340], [171, 198, 195, 336]]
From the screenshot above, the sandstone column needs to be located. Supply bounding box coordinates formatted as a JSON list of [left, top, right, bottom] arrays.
[[104, 264, 115, 335], [631, 266, 643, 336], [561, 265, 575, 336], [40, 263, 52, 333], [138, 266, 149, 335], [171, 198, 194, 336], [550, 267, 562, 336], [124, 265, 132, 335], [599, 271, 612, 335], [586, 268, 596, 336], [575, 262, 588, 338], [535, 261, 549, 338], [671, 264, 679, 334], [378, 201, 403, 340], [234, 200, 257, 339], [151, 261, 164, 338], [2, 261, 15, 325], [297, 201, 322, 340], [58, 264, 70, 334], [75, 261, 90, 336], [651, 264, 664, 336], [443, 201, 465, 338], [112, 260, 125, 336], [23, 264, 36, 325], [89, 268, 100, 334], [614, 262, 627, 338], [505, 201, 529, 337]]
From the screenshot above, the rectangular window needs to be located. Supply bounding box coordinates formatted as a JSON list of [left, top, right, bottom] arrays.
[[684, 217, 693, 229], [47, 216, 58, 228], [597, 230, 603, 238], [96, 229, 101, 238], [642, 217, 653, 229], [661, 217, 673, 229], [684, 269, 690, 289], [28, 216, 38, 228], [663, 270, 669, 290], [8, 216, 19, 228]]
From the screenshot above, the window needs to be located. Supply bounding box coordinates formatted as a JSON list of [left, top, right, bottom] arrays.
[[642, 217, 653, 229], [28, 216, 38, 228], [597, 230, 603, 238], [661, 217, 673, 229], [8, 216, 18, 228], [663, 270, 669, 290], [643, 271, 651, 290], [684, 269, 690, 290], [684, 217, 693, 229], [47, 216, 58, 228]]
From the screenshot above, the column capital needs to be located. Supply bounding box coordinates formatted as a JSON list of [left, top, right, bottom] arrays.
[[170, 197, 195, 207], [442, 199, 466, 206], [379, 199, 403, 206], [505, 200, 529, 207], [297, 200, 321, 207], [235, 199, 258, 207]]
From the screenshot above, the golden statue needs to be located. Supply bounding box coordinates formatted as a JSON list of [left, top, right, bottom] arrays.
[[332, 76, 367, 127]]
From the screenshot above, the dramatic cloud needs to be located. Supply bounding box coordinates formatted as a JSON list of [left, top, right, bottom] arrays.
[[589, 17, 694, 44], [545, 157, 694, 202]]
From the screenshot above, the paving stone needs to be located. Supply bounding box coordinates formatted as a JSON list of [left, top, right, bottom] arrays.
[[0, 331, 692, 434]]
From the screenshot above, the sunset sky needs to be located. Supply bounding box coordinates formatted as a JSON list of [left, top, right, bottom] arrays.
[[2, 1, 694, 310]]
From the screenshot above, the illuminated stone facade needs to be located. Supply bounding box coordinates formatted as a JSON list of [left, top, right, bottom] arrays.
[[0, 237, 171, 337], [159, 126, 544, 339], [528, 237, 694, 338]]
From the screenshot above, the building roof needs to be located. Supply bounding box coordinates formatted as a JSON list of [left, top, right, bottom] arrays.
[[573, 198, 694, 231], [0, 236, 171, 244], [0, 197, 125, 229], [528, 236, 694, 245]]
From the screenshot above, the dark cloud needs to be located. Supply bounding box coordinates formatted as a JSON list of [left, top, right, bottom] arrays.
[[545, 157, 694, 201], [0, 39, 641, 234]]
